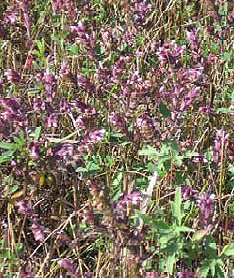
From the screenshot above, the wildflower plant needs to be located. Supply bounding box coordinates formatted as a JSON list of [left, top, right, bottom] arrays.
[[0, 0, 234, 277]]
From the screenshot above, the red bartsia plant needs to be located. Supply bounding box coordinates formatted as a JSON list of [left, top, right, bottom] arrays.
[[197, 193, 216, 229], [5, 69, 21, 84], [182, 185, 216, 229], [212, 130, 229, 164], [17, 200, 45, 242], [52, 0, 77, 22]]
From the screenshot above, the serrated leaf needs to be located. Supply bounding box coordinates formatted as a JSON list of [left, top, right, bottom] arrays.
[[159, 101, 171, 118], [205, 235, 218, 257], [138, 146, 158, 156], [147, 162, 158, 172], [152, 220, 170, 230], [200, 259, 210, 277]]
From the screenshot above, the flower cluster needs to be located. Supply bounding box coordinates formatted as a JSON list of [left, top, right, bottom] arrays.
[[17, 200, 45, 242]]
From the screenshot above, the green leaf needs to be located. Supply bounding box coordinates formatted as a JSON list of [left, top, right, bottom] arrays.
[[159, 101, 171, 118], [10, 184, 19, 194], [138, 145, 158, 156], [18, 130, 25, 141], [75, 167, 87, 172], [59, 30, 69, 38], [174, 226, 194, 233], [110, 132, 125, 138], [147, 162, 158, 172], [216, 260, 227, 278], [166, 244, 177, 274], [0, 142, 17, 150], [152, 220, 170, 230], [36, 39, 45, 54], [184, 150, 199, 157], [86, 162, 101, 171], [119, 141, 131, 146], [27, 87, 41, 94], [0, 150, 14, 163], [200, 259, 211, 277], [50, 34, 62, 47], [192, 229, 209, 242], [217, 107, 231, 113], [111, 187, 121, 201], [34, 126, 42, 141], [13, 136, 23, 145], [221, 52, 232, 62], [220, 244, 234, 257], [133, 209, 151, 225], [69, 44, 79, 55], [171, 187, 182, 226], [111, 171, 123, 187], [210, 258, 217, 276]]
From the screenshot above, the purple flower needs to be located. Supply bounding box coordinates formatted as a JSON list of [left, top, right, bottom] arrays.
[[19, 267, 35, 278], [84, 106, 96, 117], [124, 190, 143, 205], [180, 86, 200, 111], [75, 116, 86, 128], [100, 27, 112, 47], [136, 114, 152, 129], [17, 201, 32, 215], [127, 71, 142, 85], [191, 156, 208, 163], [52, 143, 75, 158], [109, 113, 126, 129], [3, 12, 18, 25], [113, 199, 128, 224], [178, 271, 200, 278], [198, 105, 213, 114], [156, 41, 186, 67], [36, 70, 44, 82], [0, 98, 20, 113], [60, 97, 70, 113], [145, 272, 160, 278], [59, 61, 77, 84], [86, 129, 106, 143], [31, 222, 45, 242], [58, 258, 76, 273], [182, 186, 198, 201], [28, 142, 40, 158], [72, 99, 88, 112], [197, 193, 215, 228], [77, 74, 94, 91], [212, 130, 229, 164], [33, 98, 45, 112], [44, 70, 57, 86], [5, 69, 21, 83], [46, 113, 58, 128]]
